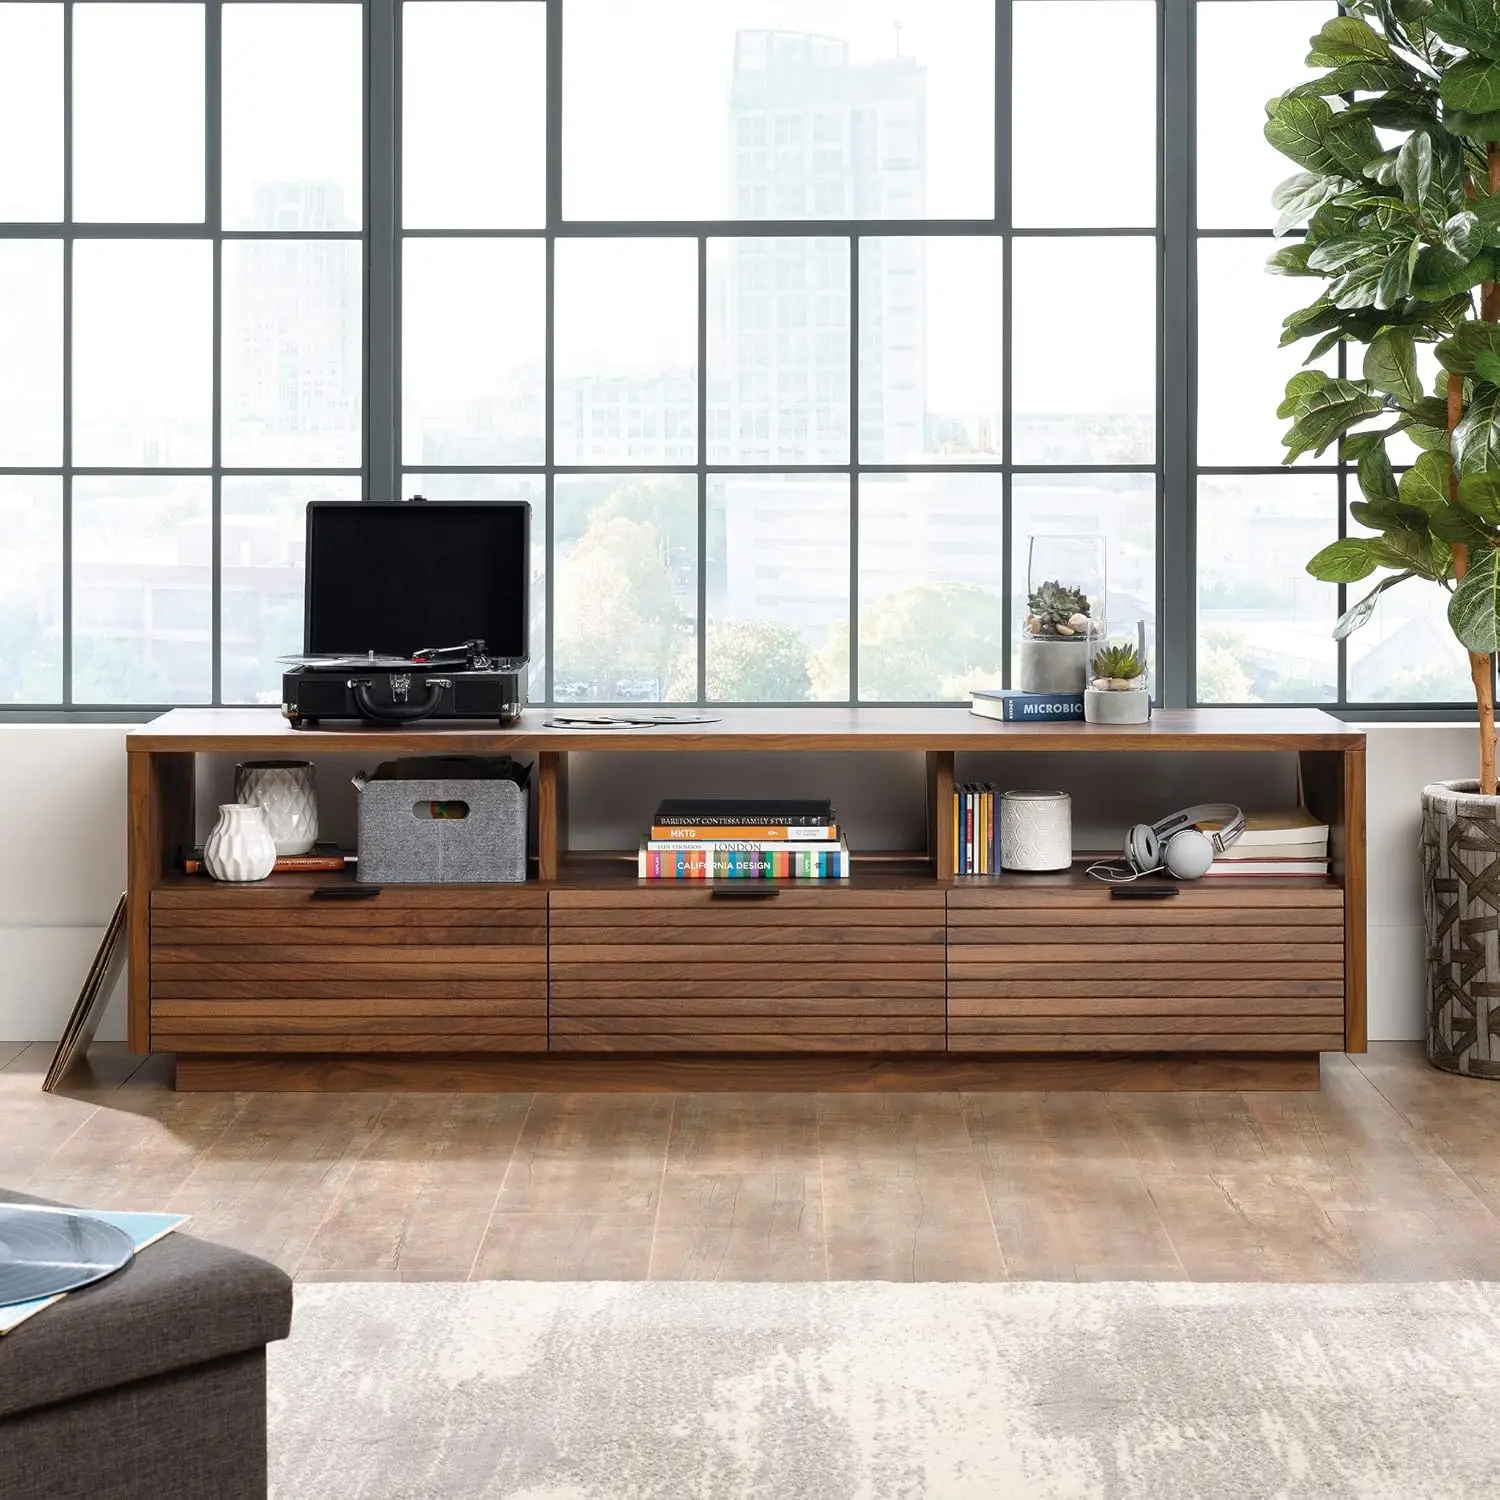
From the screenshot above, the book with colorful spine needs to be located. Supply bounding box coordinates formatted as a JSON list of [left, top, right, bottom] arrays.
[[637, 843, 850, 879], [952, 783, 997, 876]]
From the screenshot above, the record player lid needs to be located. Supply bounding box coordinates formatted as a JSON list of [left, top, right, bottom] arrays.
[[305, 501, 530, 661]]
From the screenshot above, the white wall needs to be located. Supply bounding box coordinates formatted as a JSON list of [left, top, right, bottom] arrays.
[[0, 721, 1479, 1045]]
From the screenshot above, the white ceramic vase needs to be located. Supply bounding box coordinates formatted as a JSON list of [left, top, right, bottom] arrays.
[[203, 803, 277, 882], [234, 760, 318, 856]]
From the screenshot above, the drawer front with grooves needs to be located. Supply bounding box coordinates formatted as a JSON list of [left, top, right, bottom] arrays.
[[946, 885, 1345, 1053], [548, 887, 945, 1052], [149, 883, 546, 1052]]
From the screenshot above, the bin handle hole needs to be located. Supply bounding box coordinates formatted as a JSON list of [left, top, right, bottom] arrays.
[[413, 800, 470, 820]]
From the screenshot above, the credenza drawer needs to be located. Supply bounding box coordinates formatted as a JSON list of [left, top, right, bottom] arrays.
[[946, 885, 1345, 1053], [149, 883, 546, 1052], [548, 886, 945, 1051]]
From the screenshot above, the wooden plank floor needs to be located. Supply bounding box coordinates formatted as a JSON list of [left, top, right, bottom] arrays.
[[6, 1042, 1500, 1282]]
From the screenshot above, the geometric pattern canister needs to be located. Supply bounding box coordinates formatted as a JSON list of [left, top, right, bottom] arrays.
[[1422, 779, 1500, 1078], [234, 759, 319, 857]]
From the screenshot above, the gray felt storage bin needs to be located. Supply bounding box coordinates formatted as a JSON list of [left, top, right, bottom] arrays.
[[356, 756, 529, 883]]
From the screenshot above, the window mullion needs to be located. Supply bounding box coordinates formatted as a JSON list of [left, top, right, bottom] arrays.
[[367, 0, 399, 498]]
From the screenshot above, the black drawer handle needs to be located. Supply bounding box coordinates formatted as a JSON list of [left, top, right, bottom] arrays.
[[312, 885, 383, 900], [709, 886, 781, 901]]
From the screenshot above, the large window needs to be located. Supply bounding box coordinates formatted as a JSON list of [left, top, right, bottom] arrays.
[[0, 0, 1465, 711]]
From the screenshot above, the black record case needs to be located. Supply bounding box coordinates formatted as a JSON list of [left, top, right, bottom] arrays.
[[281, 498, 531, 728]]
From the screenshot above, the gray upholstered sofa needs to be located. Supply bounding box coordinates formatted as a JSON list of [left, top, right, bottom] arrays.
[[0, 1190, 293, 1500]]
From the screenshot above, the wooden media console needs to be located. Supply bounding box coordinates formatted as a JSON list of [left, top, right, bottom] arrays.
[[125, 707, 1365, 1091]]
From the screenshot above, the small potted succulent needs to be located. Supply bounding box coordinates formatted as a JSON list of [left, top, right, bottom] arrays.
[[1084, 641, 1150, 725], [1018, 580, 1100, 695]]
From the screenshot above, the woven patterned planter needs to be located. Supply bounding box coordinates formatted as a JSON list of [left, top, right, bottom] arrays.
[[1423, 779, 1500, 1077]]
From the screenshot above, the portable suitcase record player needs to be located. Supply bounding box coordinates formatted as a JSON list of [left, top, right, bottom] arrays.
[[281, 498, 530, 728]]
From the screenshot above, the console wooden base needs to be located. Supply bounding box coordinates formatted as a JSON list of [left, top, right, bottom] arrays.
[[172, 1050, 1322, 1093], [128, 707, 1366, 1092]]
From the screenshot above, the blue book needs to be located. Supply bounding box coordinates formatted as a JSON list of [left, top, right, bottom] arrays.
[[970, 689, 1085, 722]]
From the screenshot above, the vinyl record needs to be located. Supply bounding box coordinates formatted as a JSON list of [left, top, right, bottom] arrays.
[[278, 652, 416, 669], [0, 1205, 135, 1307]]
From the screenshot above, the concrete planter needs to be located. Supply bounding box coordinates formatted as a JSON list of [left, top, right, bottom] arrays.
[[1083, 687, 1151, 724], [1423, 779, 1500, 1077], [1017, 635, 1090, 695]]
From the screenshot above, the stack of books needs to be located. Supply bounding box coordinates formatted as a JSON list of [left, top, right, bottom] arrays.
[[953, 783, 998, 875], [970, 689, 1084, 722], [638, 799, 850, 880], [1200, 808, 1330, 878]]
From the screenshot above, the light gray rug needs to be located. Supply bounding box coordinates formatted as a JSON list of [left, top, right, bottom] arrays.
[[270, 1281, 1500, 1498]]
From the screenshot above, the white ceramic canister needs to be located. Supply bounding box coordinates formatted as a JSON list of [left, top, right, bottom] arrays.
[[203, 802, 277, 882], [998, 790, 1072, 873], [234, 759, 318, 856]]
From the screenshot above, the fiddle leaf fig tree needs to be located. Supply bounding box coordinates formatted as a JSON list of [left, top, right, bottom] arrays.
[[1267, 0, 1500, 792]]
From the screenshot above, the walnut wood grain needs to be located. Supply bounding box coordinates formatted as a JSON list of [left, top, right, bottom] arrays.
[[951, 1033, 1344, 1052], [947, 960, 1342, 980], [150, 979, 542, 1000], [946, 978, 1345, 999], [551, 1033, 949, 1053], [169, 1051, 1323, 1092], [948, 993, 1344, 1018], [550, 960, 944, 984], [946, 884, 1344, 907], [155, 958, 546, 983], [927, 749, 955, 877], [151, 880, 543, 908], [128, 750, 193, 1051], [554, 1015, 943, 1037], [948, 927, 1341, 947], [156, 1031, 549, 1053], [536, 750, 567, 882], [152, 923, 547, 946], [544, 923, 944, 946], [946, 905, 1344, 927], [155, 942, 545, 967], [153, 997, 546, 1018], [548, 994, 944, 1018], [550, 978, 948, 1001]]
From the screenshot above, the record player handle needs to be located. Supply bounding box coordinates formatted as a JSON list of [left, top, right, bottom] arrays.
[[348, 677, 448, 724]]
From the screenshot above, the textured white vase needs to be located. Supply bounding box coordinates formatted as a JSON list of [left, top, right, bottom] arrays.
[[203, 803, 277, 882], [235, 760, 318, 856]]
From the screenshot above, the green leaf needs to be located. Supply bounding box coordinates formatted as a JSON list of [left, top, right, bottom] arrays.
[[1307, 537, 1381, 582], [1476, 352, 1500, 386], [1365, 327, 1424, 402], [1265, 94, 1343, 174], [1334, 572, 1413, 639], [1370, 529, 1449, 578], [1308, 234, 1383, 273], [1412, 247, 1495, 300], [1292, 61, 1415, 96], [1455, 390, 1500, 476], [1278, 369, 1331, 420], [1428, 0, 1500, 60], [1396, 131, 1433, 209], [1350, 498, 1433, 530], [1281, 379, 1388, 460], [1428, 506, 1498, 545], [1356, 447, 1398, 507], [1438, 323, 1500, 374], [1445, 107, 1500, 141], [1400, 449, 1453, 509], [1307, 15, 1392, 62], [1445, 211, 1482, 261], [1442, 58, 1500, 115], [1267, 242, 1317, 276], [1271, 173, 1344, 235], [1407, 423, 1452, 451], [1342, 429, 1389, 461], [1459, 471, 1500, 521], [1326, 112, 1388, 178], [1332, 258, 1388, 308], [1358, 445, 1400, 504], [1377, 241, 1419, 307], [1449, 545, 1500, 652]]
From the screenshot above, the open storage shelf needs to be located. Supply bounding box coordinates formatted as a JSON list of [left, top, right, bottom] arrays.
[[127, 707, 1365, 1092]]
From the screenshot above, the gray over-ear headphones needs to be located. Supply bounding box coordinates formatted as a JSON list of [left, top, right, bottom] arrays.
[[1088, 803, 1246, 883]]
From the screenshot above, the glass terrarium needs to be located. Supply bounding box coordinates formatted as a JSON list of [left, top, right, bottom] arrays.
[[1018, 534, 1107, 695], [1084, 623, 1152, 723]]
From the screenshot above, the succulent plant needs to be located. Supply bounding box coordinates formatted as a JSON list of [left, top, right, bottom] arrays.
[[1090, 642, 1147, 689], [1024, 580, 1092, 637]]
